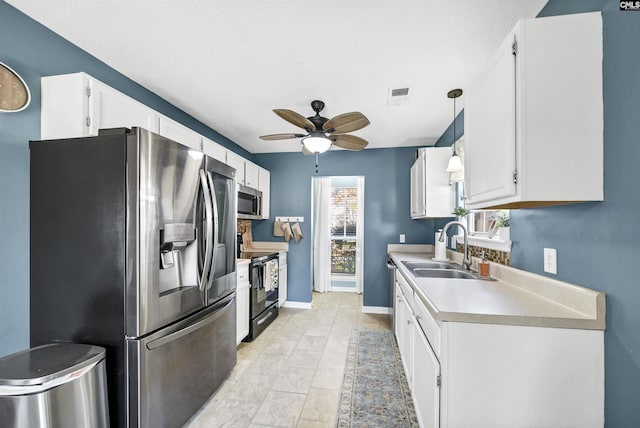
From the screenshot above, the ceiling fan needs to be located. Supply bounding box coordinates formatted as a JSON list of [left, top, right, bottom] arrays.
[[259, 100, 370, 155]]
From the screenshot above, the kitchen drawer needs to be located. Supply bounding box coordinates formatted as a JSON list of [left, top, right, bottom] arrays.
[[414, 295, 441, 358], [397, 272, 414, 310]]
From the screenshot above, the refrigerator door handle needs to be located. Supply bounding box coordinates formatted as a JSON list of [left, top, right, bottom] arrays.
[[145, 298, 234, 350], [199, 169, 214, 291], [205, 171, 219, 289]]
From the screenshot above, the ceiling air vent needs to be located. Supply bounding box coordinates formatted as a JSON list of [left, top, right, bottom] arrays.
[[388, 87, 410, 105]]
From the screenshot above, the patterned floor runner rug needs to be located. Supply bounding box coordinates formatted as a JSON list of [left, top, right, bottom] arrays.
[[337, 329, 418, 427]]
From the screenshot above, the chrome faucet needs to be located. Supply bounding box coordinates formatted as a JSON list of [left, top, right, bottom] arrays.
[[438, 221, 472, 271]]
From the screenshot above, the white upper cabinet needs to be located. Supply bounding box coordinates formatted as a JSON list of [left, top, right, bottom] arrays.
[[41, 72, 157, 139], [226, 151, 246, 185], [464, 12, 603, 209], [244, 160, 260, 189], [227, 151, 261, 190], [41, 72, 271, 207], [258, 167, 270, 219], [202, 137, 226, 163], [158, 115, 202, 151], [88, 78, 158, 136], [410, 147, 455, 219]]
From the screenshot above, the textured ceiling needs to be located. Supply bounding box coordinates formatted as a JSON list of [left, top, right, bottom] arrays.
[[7, 0, 547, 153]]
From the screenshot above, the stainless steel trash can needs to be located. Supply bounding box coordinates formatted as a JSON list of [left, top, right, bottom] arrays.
[[0, 343, 109, 428]]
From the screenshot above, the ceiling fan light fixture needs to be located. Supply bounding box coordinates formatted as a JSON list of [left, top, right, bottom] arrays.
[[302, 134, 332, 154]]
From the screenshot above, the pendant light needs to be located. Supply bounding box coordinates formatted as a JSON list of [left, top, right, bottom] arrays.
[[446, 89, 464, 173]]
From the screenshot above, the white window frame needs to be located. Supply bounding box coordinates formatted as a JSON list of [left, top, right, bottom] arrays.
[[328, 178, 364, 293], [454, 182, 512, 252]]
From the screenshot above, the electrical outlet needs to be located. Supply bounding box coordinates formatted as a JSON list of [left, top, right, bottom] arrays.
[[399, 234, 406, 243], [544, 248, 557, 274]]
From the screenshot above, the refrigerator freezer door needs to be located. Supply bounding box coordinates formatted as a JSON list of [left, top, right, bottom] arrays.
[[127, 294, 236, 428]]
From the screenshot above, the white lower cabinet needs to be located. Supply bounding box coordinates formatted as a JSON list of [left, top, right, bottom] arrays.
[[400, 292, 414, 385], [278, 251, 287, 307], [394, 285, 404, 349], [396, 270, 603, 428], [236, 262, 250, 345], [397, 276, 440, 427], [413, 297, 441, 428]]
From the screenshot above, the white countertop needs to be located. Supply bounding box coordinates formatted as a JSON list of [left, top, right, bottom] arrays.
[[389, 250, 605, 330], [250, 241, 289, 252]]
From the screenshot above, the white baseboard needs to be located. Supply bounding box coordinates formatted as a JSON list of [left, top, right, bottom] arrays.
[[362, 306, 392, 314], [282, 301, 313, 309], [330, 287, 359, 293]]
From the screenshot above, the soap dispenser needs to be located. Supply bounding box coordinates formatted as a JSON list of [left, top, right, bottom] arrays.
[[479, 252, 490, 278]]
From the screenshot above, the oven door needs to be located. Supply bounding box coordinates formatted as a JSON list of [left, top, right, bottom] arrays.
[[250, 262, 279, 318]]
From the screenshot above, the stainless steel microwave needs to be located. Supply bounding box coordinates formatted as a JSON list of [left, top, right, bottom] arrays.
[[237, 184, 262, 219]]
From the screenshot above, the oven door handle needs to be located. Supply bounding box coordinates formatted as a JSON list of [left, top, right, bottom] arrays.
[[199, 169, 214, 291], [256, 307, 276, 325]]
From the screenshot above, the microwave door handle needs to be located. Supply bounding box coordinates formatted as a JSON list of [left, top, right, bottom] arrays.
[[199, 170, 214, 291], [206, 171, 219, 288]]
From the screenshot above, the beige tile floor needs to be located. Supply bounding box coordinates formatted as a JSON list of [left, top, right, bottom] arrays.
[[185, 291, 392, 428]]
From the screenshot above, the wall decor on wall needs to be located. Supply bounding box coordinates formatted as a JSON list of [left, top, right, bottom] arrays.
[[0, 62, 30, 112]]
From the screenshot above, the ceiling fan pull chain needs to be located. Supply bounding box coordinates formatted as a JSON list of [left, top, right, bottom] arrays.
[[315, 153, 319, 174]]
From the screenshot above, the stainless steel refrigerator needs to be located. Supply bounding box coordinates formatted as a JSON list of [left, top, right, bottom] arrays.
[[29, 127, 237, 428]]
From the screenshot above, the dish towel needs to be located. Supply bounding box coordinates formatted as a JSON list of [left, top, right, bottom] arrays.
[[281, 222, 293, 242], [263, 261, 272, 292], [292, 222, 303, 243], [273, 221, 285, 237]]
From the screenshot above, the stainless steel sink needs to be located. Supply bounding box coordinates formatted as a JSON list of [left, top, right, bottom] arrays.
[[402, 261, 458, 270], [401, 260, 493, 280], [411, 268, 478, 279]]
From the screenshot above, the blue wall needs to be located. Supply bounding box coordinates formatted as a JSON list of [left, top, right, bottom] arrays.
[[0, 1, 252, 357], [525, 2, 639, 426], [251, 148, 439, 306]]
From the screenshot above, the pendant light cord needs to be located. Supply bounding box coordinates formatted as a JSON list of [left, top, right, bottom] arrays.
[[452, 95, 457, 155]]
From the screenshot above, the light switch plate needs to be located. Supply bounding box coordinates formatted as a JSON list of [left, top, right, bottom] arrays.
[[544, 248, 557, 274], [399, 234, 406, 243]]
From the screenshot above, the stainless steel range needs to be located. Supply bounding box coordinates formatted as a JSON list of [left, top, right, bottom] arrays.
[[240, 251, 280, 341], [29, 127, 237, 428]]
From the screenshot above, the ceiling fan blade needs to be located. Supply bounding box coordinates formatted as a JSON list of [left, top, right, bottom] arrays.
[[259, 133, 305, 141], [332, 134, 369, 151], [323, 112, 370, 134], [302, 145, 314, 156], [273, 109, 316, 132]]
